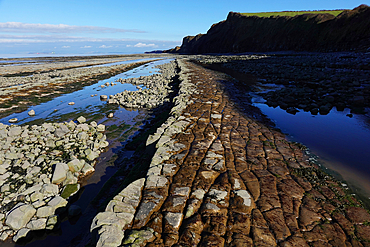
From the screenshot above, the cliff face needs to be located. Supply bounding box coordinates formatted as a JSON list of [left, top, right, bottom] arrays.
[[170, 4, 370, 54]]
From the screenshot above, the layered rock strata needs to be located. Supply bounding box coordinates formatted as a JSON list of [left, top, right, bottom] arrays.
[[0, 120, 107, 241], [169, 4, 370, 54], [91, 59, 370, 246]]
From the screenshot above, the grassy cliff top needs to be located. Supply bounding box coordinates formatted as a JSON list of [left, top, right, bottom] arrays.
[[241, 9, 346, 17]]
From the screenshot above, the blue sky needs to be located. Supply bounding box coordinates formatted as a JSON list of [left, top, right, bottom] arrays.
[[0, 0, 368, 56]]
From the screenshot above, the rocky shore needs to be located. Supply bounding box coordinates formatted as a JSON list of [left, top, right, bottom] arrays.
[[90, 59, 370, 246], [0, 118, 107, 242], [198, 52, 370, 115], [107, 60, 178, 109], [0, 55, 167, 119]]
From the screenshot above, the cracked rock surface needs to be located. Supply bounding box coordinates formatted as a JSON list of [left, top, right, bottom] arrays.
[[92, 59, 370, 246]]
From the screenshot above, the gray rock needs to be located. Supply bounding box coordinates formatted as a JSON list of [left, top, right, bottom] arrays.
[[12, 228, 30, 242], [36, 206, 54, 218], [97, 124, 105, 132], [48, 196, 68, 209], [77, 116, 86, 124], [26, 218, 47, 230], [145, 175, 168, 188], [95, 225, 125, 247], [67, 159, 84, 172], [85, 149, 99, 161], [28, 110, 35, 116], [164, 212, 182, 229], [51, 163, 69, 184], [8, 118, 18, 123], [100, 95, 108, 101], [8, 126, 22, 136], [54, 125, 70, 137], [6, 204, 36, 230], [235, 190, 252, 206], [40, 183, 59, 196]]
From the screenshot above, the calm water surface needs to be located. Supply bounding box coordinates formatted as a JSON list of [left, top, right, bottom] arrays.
[[253, 100, 370, 199]]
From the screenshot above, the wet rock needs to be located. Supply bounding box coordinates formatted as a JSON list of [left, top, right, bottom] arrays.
[[68, 205, 82, 216], [28, 109, 35, 116], [8, 118, 18, 123], [77, 116, 86, 123]]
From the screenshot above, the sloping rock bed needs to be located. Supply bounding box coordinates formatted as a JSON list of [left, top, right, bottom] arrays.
[[91, 59, 370, 246], [0, 119, 107, 242], [108, 60, 178, 109]]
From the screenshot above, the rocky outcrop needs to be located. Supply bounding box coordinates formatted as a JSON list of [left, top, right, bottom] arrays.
[[90, 59, 370, 246], [169, 4, 370, 54]]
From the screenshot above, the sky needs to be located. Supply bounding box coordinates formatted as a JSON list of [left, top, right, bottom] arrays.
[[0, 0, 368, 57]]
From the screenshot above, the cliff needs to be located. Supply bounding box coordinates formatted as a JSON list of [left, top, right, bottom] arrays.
[[168, 4, 370, 54]]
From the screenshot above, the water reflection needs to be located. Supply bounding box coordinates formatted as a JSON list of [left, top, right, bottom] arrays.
[[254, 102, 370, 199]]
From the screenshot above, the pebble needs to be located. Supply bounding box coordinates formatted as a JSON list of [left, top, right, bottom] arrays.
[[28, 110, 35, 116]]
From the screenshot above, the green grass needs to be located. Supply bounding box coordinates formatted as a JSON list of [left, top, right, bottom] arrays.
[[241, 10, 346, 18]]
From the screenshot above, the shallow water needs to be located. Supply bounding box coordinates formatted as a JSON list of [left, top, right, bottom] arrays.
[[0, 57, 173, 246], [253, 101, 370, 200], [0, 58, 170, 125]]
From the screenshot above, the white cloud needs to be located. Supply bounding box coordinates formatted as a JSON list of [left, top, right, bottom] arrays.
[[0, 22, 146, 34], [81, 45, 92, 48], [62, 45, 70, 48], [99, 45, 112, 48], [133, 43, 157, 48]]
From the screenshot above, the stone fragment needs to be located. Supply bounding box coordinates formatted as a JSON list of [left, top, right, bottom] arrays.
[[97, 124, 105, 132], [36, 206, 54, 218], [12, 228, 30, 242], [28, 110, 35, 116], [26, 218, 47, 230], [51, 162, 69, 184], [6, 204, 36, 230], [77, 116, 86, 123], [48, 196, 68, 209], [67, 159, 84, 172], [8, 118, 18, 123]]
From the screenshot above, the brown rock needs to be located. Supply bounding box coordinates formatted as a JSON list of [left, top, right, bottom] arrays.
[[320, 186, 336, 200], [199, 234, 225, 246], [227, 212, 251, 235], [299, 206, 322, 230], [280, 236, 309, 247], [263, 208, 291, 241], [278, 179, 305, 200], [251, 209, 277, 246], [346, 207, 370, 224], [356, 225, 370, 242], [332, 212, 355, 236], [292, 175, 312, 191]]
